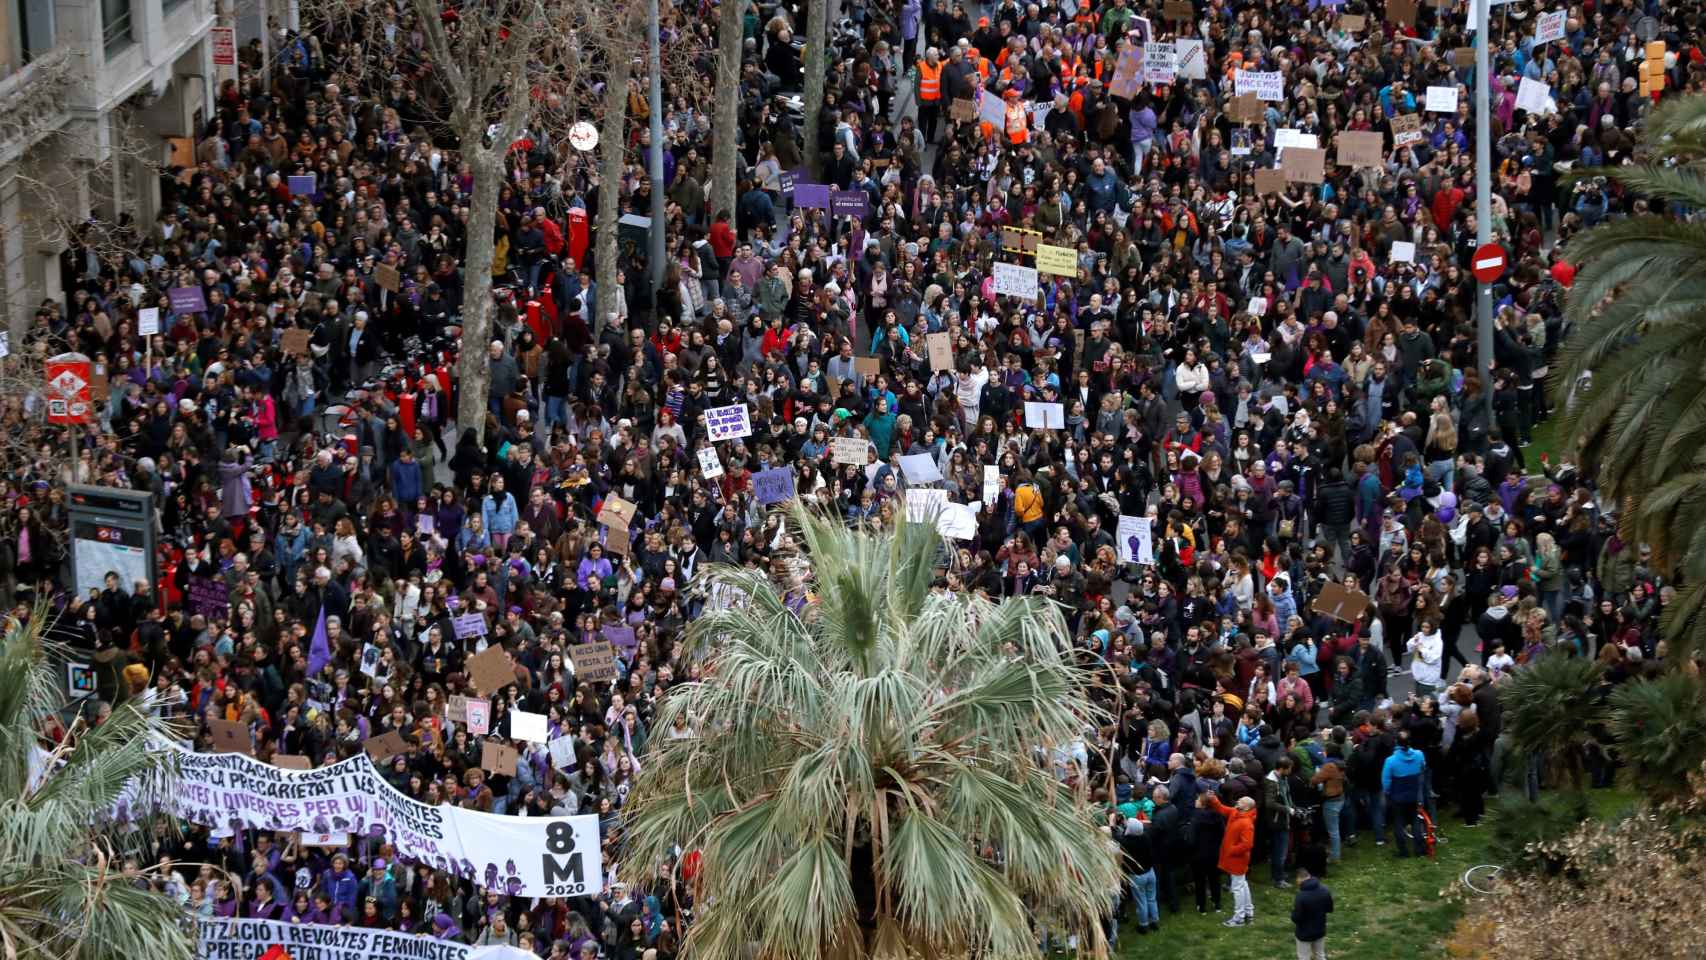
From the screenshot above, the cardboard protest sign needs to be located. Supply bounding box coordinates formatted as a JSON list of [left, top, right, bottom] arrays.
[[465, 645, 514, 695], [832, 437, 869, 465], [570, 642, 619, 682], [602, 522, 631, 556], [1282, 147, 1327, 184], [1453, 46, 1476, 68], [1164, 0, 1193, 19], [208, 718, 253, 756], [447, 695, 470, 723], [597, 495, 638, 527], [1228, 93, 1265, 123], [1254, 168, 1289, 196], [1338, 13, 1366, 30], [481, 740, 520, 777], [853, 356, 880, 377], [950, 98, 978, 122], [1336, 131, 1385, 168], [374, 264, 401, 292], [281, 328, 312, 356], [1313, 581, 1373, 622], [1387, 0, 1417, 26], [364, 730, 411, 762], [926, 332, 953, 371], [272, 754, 312, 770], [1391, 114, 1423, 147]]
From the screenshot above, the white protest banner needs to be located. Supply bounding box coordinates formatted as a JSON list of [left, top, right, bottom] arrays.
[[1117, 514, 1154, 564], [510, 709, 549, 743], [197, 917, 541, 960], [697, 446, 724, 479], [904, 488, 949, 522], [1235, 69, 1284, 101], [1534, 9, 1566, 45], [1023, 401, 1065, 430], [1425, 85, 1460, 112], [1175, 38, 1207, 79], [136, 745, 603, 897], [1515, 76, 1555, 114], [832, 436, 868, 465], [1143, 42, 1177, 83], [138, 307, 161, 336], [704, 403, 752, 441], [898, 452, 944, 484], [1390, 241, 1417, 264], [991, 262, 1039, 300]]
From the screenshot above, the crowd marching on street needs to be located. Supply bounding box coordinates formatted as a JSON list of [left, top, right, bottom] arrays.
[[11, 0, 1702, 955]]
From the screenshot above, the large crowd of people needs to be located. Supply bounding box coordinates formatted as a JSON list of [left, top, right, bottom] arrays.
[[11, 0, 1700, 955]]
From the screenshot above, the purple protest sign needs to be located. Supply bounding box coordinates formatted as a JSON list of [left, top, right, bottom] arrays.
[[753, 466, 797, 505], [602, 625, 638, 658], [452, 612, 488, 639], [167, 286, 207, 315], [831, 190, 869, 218], [795, 183, 832, 209], [288, 174, 317, 196]]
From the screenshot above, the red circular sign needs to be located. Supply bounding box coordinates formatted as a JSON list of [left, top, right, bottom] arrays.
[[1472, 243, 1508, 283]]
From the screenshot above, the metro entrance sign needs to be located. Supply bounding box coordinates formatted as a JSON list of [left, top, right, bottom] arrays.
[[1472, 243, 1507, 283]]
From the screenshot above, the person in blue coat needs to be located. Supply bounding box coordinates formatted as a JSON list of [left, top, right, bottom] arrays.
[[1382, 731, 1428, 858]]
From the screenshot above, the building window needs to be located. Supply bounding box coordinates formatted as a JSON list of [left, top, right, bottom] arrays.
[[163, 0, 188, 13], [12, 0, 54, 66], [101, 0, 134, 53]]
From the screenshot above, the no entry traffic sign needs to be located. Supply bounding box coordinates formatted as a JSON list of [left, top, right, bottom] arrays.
[[1472, 243, 1507, 283]]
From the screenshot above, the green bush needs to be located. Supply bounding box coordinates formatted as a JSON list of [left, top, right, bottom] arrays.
[[1486, 790, 1592, 875]]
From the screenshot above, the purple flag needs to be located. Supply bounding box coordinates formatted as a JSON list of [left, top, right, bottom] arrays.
[[307, 605, 331, 677]]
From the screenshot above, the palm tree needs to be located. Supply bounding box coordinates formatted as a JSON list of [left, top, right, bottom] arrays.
[[1552, 95, 1706, 657], [0, 610, 192, 960], [1608, 671, 1706, 798], [620, 510, 1121, 960], [1500, 655, 1607, 791]]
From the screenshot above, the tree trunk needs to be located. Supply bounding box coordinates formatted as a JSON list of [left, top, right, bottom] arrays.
[[455, 149, 504, 443], [802, 0, 827, 177], [595, 54, 635, 339], [710, 0, 743, 219]]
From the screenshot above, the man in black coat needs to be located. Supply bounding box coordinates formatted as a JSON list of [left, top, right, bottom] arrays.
[[1312, 467, 1356, 568], [1291, 853, 1334, 959], [1148, 784, 1184, 915]]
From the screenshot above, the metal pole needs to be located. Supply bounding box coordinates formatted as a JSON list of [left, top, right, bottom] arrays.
[[1475, 0, 1495, 431], [647, 0, 667, 292]]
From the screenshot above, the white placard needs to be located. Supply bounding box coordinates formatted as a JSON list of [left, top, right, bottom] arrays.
[[898, 452, 944, 484], [510, 709, 549, 743], [1274, 128, 1319, 150], [1175, 39, 1207, 79], [1235, 69, 1284, 101], [937, 502, 980, 540], [983, 464, 1000, 504], [1391, 241, 1417, 264], [1023, 401, 1065, 430], [1118, 514, 1154, 564], [697, 446, 724, 478], [0, 331, 9, 359], [1533, 9, 1566, 44], [904, 488, 949, 522], [978, 92, 1007, 127], [1143, 42, 1177, 83], [1425, 86, 1460, 112], [548, 735, 576, 770], [704, 403, 752, 441], [138, 745, 603, 897], [991, 262, 1039, 300], [832, 436, 869, 465], [1247, 296, 1269, 316], [138, 307, 161, 336], [1515, 76, 1555, 114]]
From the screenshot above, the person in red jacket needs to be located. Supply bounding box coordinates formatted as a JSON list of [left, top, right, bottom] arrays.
[[1203, 792, 1258, 927]]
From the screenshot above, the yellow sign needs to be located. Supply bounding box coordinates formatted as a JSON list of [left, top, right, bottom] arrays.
[[1036, 243, 1078, 278]]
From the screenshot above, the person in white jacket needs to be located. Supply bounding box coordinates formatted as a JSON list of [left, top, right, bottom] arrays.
[[1173, 348, 1211, 412], [1406, 618, 1445, 697]]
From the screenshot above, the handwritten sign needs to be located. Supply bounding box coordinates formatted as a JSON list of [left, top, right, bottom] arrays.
[[288, 174, 317, 197], [898, 453, 944, 484], [364, 730, 411, 762], [1337, 131, 1385, 168], [602, 624, 638, 657], [753, 466, 796, 505], [187, 576, 229, 621], [480, 740, 518, 776], [465, 698, 491, 736], [1175, 38, 1207, 79], [510, 709, 549, 743], [1516, 76, 1554, 114], [832, 437, 868, 465], [465, 645, 512, 695], [1390, 241, 1417, 264], [697, 446, 724, 479], [1534, 9, 1566, 44], [950, 98, 978, 122], [137, 307, 161, 336], [1425, 86, 1460, 113], [1235, 69, 1284, 101], [1254, 168, 1288, 196], [1282, 147, 1327, 184], [1143, 42, 1177, 84], [1228, 92, 1265, 124], [374, 263, 401, 292], [705, 403, 752, 441], [991, 262, 1039, 300], [208, 718, 252, 756], [281, 328, 312, 356], [570, 642, 619, 682], [597, 495, 638, 527], [926, 332, 953, 371], [168, 286, 207, 315], [452, 612, 487, 639], [1036, 243, 1077, 277], [1313, 581, 1372, 622], [1391, 114, 1423, 147]]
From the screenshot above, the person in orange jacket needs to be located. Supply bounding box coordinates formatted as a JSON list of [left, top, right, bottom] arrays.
[[1202, 792, 1258, 927]]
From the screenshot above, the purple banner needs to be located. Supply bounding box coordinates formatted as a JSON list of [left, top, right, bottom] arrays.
[[795, 183, 832, 209], [168, 286, 207, 315], [831, 190, 869, 218], [288, 174, 317, 196]]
